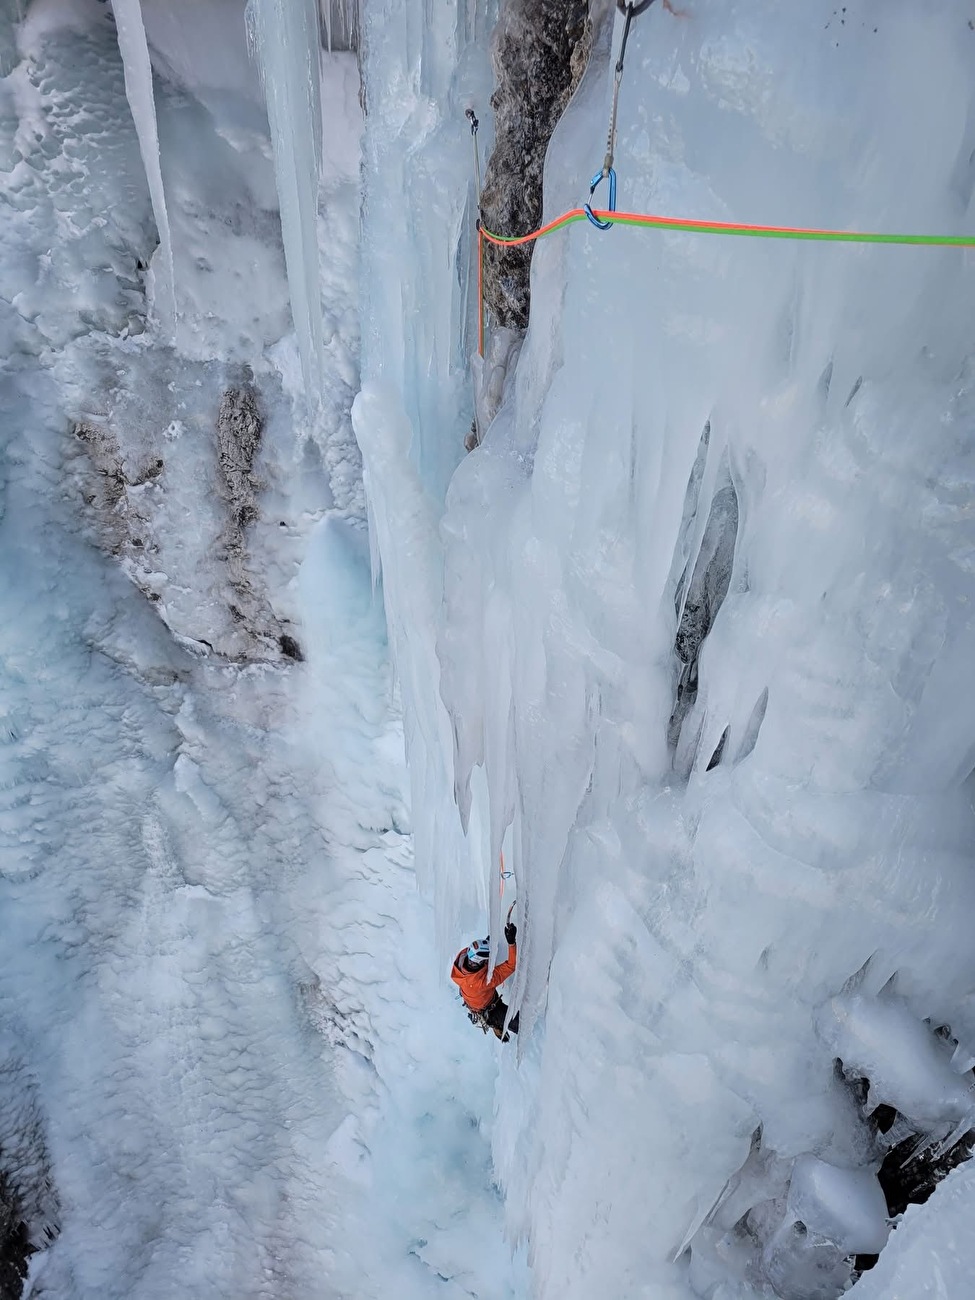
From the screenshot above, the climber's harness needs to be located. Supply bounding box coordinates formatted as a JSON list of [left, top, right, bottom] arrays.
[[586, 0, 655, 229], [467, 1006, 493, 1034], [464, 993, 504, 1036]]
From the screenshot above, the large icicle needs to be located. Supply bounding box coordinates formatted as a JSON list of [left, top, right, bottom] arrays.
[[111, 0, 176, 329], [247, 0, 325, 398]]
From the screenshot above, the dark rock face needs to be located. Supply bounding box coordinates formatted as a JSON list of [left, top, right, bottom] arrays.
[[0, 1169, 32, 1300], [0, 1054, 60, 1281], [479, 0, 591, 331], [869, 1097, 975, 1222], [279, 633, 304, 661]]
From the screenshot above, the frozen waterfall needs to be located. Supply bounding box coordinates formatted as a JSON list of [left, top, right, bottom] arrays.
[[4, 0, 975, 1297], [357, 1, 975, 1297]]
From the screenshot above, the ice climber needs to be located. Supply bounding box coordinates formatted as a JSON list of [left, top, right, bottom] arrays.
[[451, 919, 520, 1041]]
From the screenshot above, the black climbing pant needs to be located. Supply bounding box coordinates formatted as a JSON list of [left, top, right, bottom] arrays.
[[482, 995, 519, 1040]]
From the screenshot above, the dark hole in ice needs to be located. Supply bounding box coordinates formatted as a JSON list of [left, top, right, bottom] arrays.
[[840, 1055, 975, 1223], [668, 458, 739, 760], [872, 1103, 897, 1134], [706, 726, 729, 771], [877, 1125, 975, 1220], [279, 634, 304, 662], [734, 687, 768, 765], [853, 1252, 879, 1275]]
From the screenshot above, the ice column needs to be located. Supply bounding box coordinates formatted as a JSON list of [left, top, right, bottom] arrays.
[[111, 0, 177, 328], [247, 0, 325, 398]]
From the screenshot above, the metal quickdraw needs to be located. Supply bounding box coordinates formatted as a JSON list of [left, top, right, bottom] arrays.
[[468, 1008, 491, 1034], [465, 107, 482, 202], [585, 0, 644, 230]]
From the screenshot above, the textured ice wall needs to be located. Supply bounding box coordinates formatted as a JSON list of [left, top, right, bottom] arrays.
[[357, 0, 975, 1295], [357, 0, 496, 506], [440, 3, 975, 1295], [354, 0, 497, 945]]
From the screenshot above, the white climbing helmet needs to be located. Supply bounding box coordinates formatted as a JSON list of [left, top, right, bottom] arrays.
[[467, 937, 491, 966]]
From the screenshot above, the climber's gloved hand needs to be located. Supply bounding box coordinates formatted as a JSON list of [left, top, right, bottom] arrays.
[[504, 922, 517, 945]]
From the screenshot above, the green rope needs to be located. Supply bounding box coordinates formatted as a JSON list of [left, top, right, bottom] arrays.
[[478, 207, 975, 249]]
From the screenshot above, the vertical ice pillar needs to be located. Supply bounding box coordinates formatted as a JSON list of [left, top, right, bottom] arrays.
[[112, 0, 177, 329], [247, 0, 325, 398]]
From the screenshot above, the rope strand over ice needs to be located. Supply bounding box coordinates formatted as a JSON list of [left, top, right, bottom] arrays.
[[474, 207, 975, 355], [479, 208, 975, 249]]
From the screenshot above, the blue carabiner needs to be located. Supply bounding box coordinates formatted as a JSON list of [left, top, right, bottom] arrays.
[[584, 167, 617, 230]]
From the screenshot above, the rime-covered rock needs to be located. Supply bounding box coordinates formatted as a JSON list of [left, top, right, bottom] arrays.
[[71, 382, 301, 664]]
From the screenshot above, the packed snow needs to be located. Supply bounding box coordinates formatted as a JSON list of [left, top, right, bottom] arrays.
[[3, 0, 975, 1297]]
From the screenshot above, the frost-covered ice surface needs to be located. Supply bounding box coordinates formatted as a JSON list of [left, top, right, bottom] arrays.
[[1, 1, 518, 1296], [355, 0, 975, 1297]]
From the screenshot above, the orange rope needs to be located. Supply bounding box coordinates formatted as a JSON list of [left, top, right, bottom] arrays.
[[480, 208, 590, 248], [474, 203, 975, 358], [477, 224, 485, 358], [479, 206, 975, 248]]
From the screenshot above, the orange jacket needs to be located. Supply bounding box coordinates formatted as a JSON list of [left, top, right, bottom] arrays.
[[451, 945, 517, 1012]]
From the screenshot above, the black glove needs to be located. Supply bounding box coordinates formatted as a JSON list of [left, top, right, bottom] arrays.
[[504, 922, 517, 945]]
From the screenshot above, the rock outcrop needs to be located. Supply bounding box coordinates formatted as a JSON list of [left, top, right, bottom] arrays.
[[479, 0, 591, 332], [71, 375, 302, 665]]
